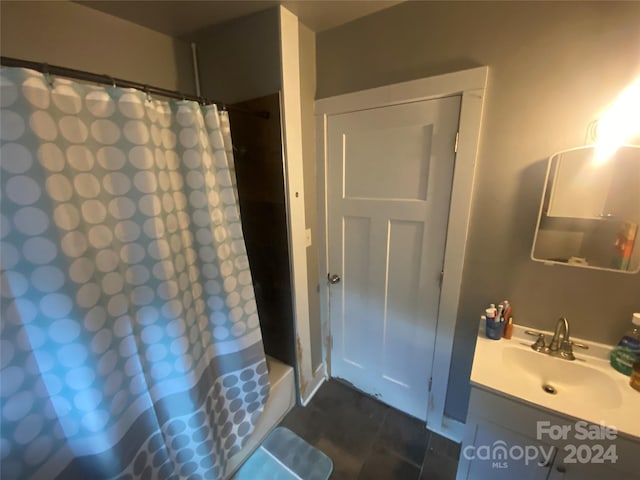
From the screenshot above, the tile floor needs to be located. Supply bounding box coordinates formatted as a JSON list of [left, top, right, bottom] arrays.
[[279, 379, 460, 479]]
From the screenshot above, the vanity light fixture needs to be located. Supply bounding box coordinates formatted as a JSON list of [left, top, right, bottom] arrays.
[[594, 77, 640, 164]]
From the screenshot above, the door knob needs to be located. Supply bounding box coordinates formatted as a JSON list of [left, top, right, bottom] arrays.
[[328, 274, 341, 284]]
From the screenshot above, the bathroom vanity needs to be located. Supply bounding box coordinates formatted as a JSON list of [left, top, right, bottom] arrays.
[[457, 323, 639, 479]]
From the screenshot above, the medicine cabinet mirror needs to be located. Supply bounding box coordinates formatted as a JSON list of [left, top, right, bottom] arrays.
[[531, 145, 640, 273]]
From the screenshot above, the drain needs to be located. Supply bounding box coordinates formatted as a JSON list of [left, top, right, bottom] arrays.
[[542, 384, 557, 395]]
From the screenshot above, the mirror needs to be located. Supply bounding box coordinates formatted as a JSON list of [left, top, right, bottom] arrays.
[[532, 145, 640, 273]]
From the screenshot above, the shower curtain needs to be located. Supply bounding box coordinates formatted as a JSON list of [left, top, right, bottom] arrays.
[[0, 67, 270, 480]]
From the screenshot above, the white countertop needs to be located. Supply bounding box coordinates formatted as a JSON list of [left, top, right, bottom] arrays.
[[470, 322, 640, 441]]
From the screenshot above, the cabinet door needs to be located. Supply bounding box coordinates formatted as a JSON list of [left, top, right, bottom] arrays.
[[547, 151, 611, 219], [547, 461, 637, 480], [546, 146, 640, 220], [463, 423, 555, 480]]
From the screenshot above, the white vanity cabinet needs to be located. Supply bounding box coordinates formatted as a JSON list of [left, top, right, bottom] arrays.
[[545, 461, 635, 480], [457, 387, 638, 480], [463, 421, 555, 479]]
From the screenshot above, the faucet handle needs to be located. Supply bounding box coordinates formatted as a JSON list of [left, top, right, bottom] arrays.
[[525, 330, 547, 352], [524, 330, 543, 337], [558, 339, 588, 361]]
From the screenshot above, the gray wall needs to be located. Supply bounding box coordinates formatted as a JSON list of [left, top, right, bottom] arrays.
[[190, 8, 281, 104], [316, 1, 640, 421], [1, 1, 194, 93]]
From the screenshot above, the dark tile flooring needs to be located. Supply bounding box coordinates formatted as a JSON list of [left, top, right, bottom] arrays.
[[279, 379, 460, 480]]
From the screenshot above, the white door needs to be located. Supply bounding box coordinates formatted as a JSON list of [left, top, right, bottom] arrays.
[[327, 96, 461, 420]]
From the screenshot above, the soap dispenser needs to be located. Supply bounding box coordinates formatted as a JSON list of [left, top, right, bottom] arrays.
[[610, 313, 640, 376]]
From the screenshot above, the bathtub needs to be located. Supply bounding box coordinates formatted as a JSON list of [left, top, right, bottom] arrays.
[[225, 356, 295, 478]]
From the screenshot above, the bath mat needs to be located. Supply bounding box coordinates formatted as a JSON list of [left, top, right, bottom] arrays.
[[232, 426, 333, 480]]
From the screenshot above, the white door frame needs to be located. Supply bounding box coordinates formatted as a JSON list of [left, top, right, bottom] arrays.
[[315, 67, 488, 439], [279, 7, 326, 405]]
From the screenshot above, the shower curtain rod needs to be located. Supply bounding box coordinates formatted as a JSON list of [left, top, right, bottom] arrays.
[[0, 56, 269, 119]]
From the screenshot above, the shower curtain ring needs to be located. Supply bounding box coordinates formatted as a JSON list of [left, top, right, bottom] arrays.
[[144, 85, 152, 102], [107, 75, 116, 88]]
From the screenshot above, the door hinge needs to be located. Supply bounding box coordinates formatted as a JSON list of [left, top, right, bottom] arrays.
[[428, 377, 433, 392], [454, 131, 459, 153], [439, 270, 444, 288]]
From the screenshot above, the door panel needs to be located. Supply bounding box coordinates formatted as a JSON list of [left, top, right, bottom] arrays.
[[328, 96, 461, 420], [383, 220, 424, 387], [342, 216, 372, 368], [344, 124, 433, 200]]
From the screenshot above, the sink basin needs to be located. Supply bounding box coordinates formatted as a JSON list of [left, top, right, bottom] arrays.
[[502, 346, 623, 409]]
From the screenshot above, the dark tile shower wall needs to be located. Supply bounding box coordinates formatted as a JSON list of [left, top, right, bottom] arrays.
[[229, 93, 296, 367]]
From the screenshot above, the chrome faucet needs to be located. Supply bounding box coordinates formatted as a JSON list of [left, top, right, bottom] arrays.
[[525, 317, 588, 361], [548, 317, 573, 359]]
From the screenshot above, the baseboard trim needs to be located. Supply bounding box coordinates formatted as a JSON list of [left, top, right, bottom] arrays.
[[301, 365, 326, 406], [429, 415, 465, 443]]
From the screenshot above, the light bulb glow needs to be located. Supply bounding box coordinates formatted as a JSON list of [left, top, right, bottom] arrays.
[[594, 78, 640, 164]]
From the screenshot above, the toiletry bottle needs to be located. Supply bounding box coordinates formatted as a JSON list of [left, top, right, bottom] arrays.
[[503, 317, 513, 339], [630, 359, 640, 392], [610, 313, 640, 376], [502, 300, 511, 322]]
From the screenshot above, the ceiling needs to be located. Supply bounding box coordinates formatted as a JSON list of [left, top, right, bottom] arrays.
[[77, 1, 404, 37]]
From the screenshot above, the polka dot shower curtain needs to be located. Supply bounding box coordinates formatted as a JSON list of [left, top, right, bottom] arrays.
[[0, 67, 270, 480]]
